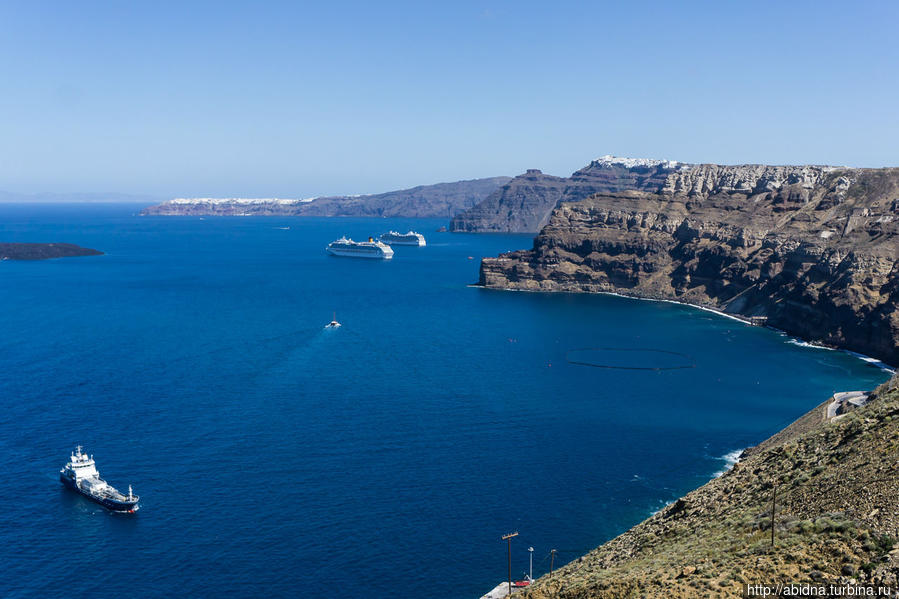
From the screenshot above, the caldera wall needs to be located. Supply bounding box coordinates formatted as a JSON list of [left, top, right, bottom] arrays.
[[480, 163, 899, 365]]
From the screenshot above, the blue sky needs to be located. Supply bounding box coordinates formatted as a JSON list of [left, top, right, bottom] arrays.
[[1, 1, 897, 198]]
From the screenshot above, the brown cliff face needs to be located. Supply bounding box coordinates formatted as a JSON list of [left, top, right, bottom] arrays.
[[450, 159, 681, 233], [480, 166, 899, 365], [448, 170, 570, 232]]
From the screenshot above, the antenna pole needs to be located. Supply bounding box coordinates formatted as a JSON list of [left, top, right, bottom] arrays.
[[550, 549, 556, 578], [770, 482, 777, 547], [502, 532, 518, 596]]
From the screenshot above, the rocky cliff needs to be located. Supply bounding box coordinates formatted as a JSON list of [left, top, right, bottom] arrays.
[[141, 177, 511, 219], [479, 163, 899, 365], [450, 157, 685, 233], [520, 376, 899, 598]]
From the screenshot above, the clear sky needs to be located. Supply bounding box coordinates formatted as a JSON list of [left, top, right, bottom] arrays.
[[1, 0, 897, 198]]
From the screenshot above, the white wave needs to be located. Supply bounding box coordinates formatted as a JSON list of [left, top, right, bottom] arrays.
[[784, 340, 895, 372], [843, 351, 896, 373], [712, 449, 744, 478], [786, 338, 836, 351], [596, 291, 751, 324]]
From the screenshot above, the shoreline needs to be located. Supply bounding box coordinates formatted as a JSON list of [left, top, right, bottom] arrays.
[[471, 283, 896, 373]]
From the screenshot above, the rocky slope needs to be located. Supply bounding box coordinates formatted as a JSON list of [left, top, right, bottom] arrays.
[[520, 376, 899, 598], [0, 243, 103, 260], [141, 177, 511, 219], [479, 163, 899, 365], [450, 157, 685, 233]]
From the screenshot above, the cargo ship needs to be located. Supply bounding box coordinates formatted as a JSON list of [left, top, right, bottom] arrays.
[[59, 446, 139, 513]]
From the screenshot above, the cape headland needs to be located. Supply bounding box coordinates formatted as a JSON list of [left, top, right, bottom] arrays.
[[0, 242, 103, 261], [478, 160, 899, 366]]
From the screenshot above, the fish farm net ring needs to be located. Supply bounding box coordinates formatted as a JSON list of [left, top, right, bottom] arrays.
[[565, 347, 696, 371]]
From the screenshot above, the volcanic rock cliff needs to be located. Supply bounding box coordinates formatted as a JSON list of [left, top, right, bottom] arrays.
[[450, 157, 683, 233], [479, 162, 899, 365]]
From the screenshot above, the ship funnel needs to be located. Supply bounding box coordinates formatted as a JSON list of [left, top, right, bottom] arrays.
[[128, 485, 133, 500]]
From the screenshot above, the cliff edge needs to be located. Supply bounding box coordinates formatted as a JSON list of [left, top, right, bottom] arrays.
[[451, 157, 685, 233], [479, 163, 899, 365]]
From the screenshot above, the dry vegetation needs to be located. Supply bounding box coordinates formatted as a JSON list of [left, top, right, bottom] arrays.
[[522, 377, 899, 598]]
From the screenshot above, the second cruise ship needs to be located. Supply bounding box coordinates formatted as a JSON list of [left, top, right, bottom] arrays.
[[326, 237, 394, 259], [379, 230, 426, 246]]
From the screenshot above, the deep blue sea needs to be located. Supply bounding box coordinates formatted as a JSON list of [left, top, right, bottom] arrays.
[[0, 204, 890, 598]]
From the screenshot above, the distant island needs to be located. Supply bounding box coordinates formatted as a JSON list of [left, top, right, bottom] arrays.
[[140, 176, 511, 219], [0, 243, 103, 261]]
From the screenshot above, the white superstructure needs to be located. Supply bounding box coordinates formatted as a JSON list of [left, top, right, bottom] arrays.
[[59, 446, 139, 510], [379, 231, 426, 246], [326, 237, 394, 259], [63, 446, 100, 481]]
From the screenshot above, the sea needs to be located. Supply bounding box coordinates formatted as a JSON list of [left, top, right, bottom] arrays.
[[0, 203, 890, 598]]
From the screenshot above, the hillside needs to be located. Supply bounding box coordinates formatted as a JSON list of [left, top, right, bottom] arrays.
[[141, 177, 511, 219], [520, 376, 899, 598]]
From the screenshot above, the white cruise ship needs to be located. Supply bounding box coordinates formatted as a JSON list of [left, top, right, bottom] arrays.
[[379, 230, 426, 246], [326, 237, 394, 259]]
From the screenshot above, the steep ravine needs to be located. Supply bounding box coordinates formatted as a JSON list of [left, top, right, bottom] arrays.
[[479, 165, 899, 366]]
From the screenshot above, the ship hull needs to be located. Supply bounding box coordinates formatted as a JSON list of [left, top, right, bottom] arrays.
[[380, 239, 425, 246], [60, 473, 139, 513], [326, 248, 393, 259]]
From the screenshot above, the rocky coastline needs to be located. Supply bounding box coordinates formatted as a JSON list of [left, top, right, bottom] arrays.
[[479, 162, 899, 366]]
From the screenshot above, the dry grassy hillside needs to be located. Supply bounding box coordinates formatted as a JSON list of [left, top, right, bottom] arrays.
[[522, 377, 899, 598]]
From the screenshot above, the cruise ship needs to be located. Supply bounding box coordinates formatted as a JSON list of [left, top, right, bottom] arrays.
[[60, 446, 139, 513], [326, 237, 394, 259], [379, 230, 426, 246]]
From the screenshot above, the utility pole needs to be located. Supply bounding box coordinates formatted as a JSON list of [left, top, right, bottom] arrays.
[[502, 532, 518, 596], [770, 482, 777, 547], [528, 546, 534, 581], [550, 549, 556, 578]]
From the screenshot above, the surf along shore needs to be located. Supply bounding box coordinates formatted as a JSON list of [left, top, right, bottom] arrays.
[[514, 372, 899, 598]]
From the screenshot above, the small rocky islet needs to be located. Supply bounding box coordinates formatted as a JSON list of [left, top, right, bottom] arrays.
[[0, 242, 102, 261]]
